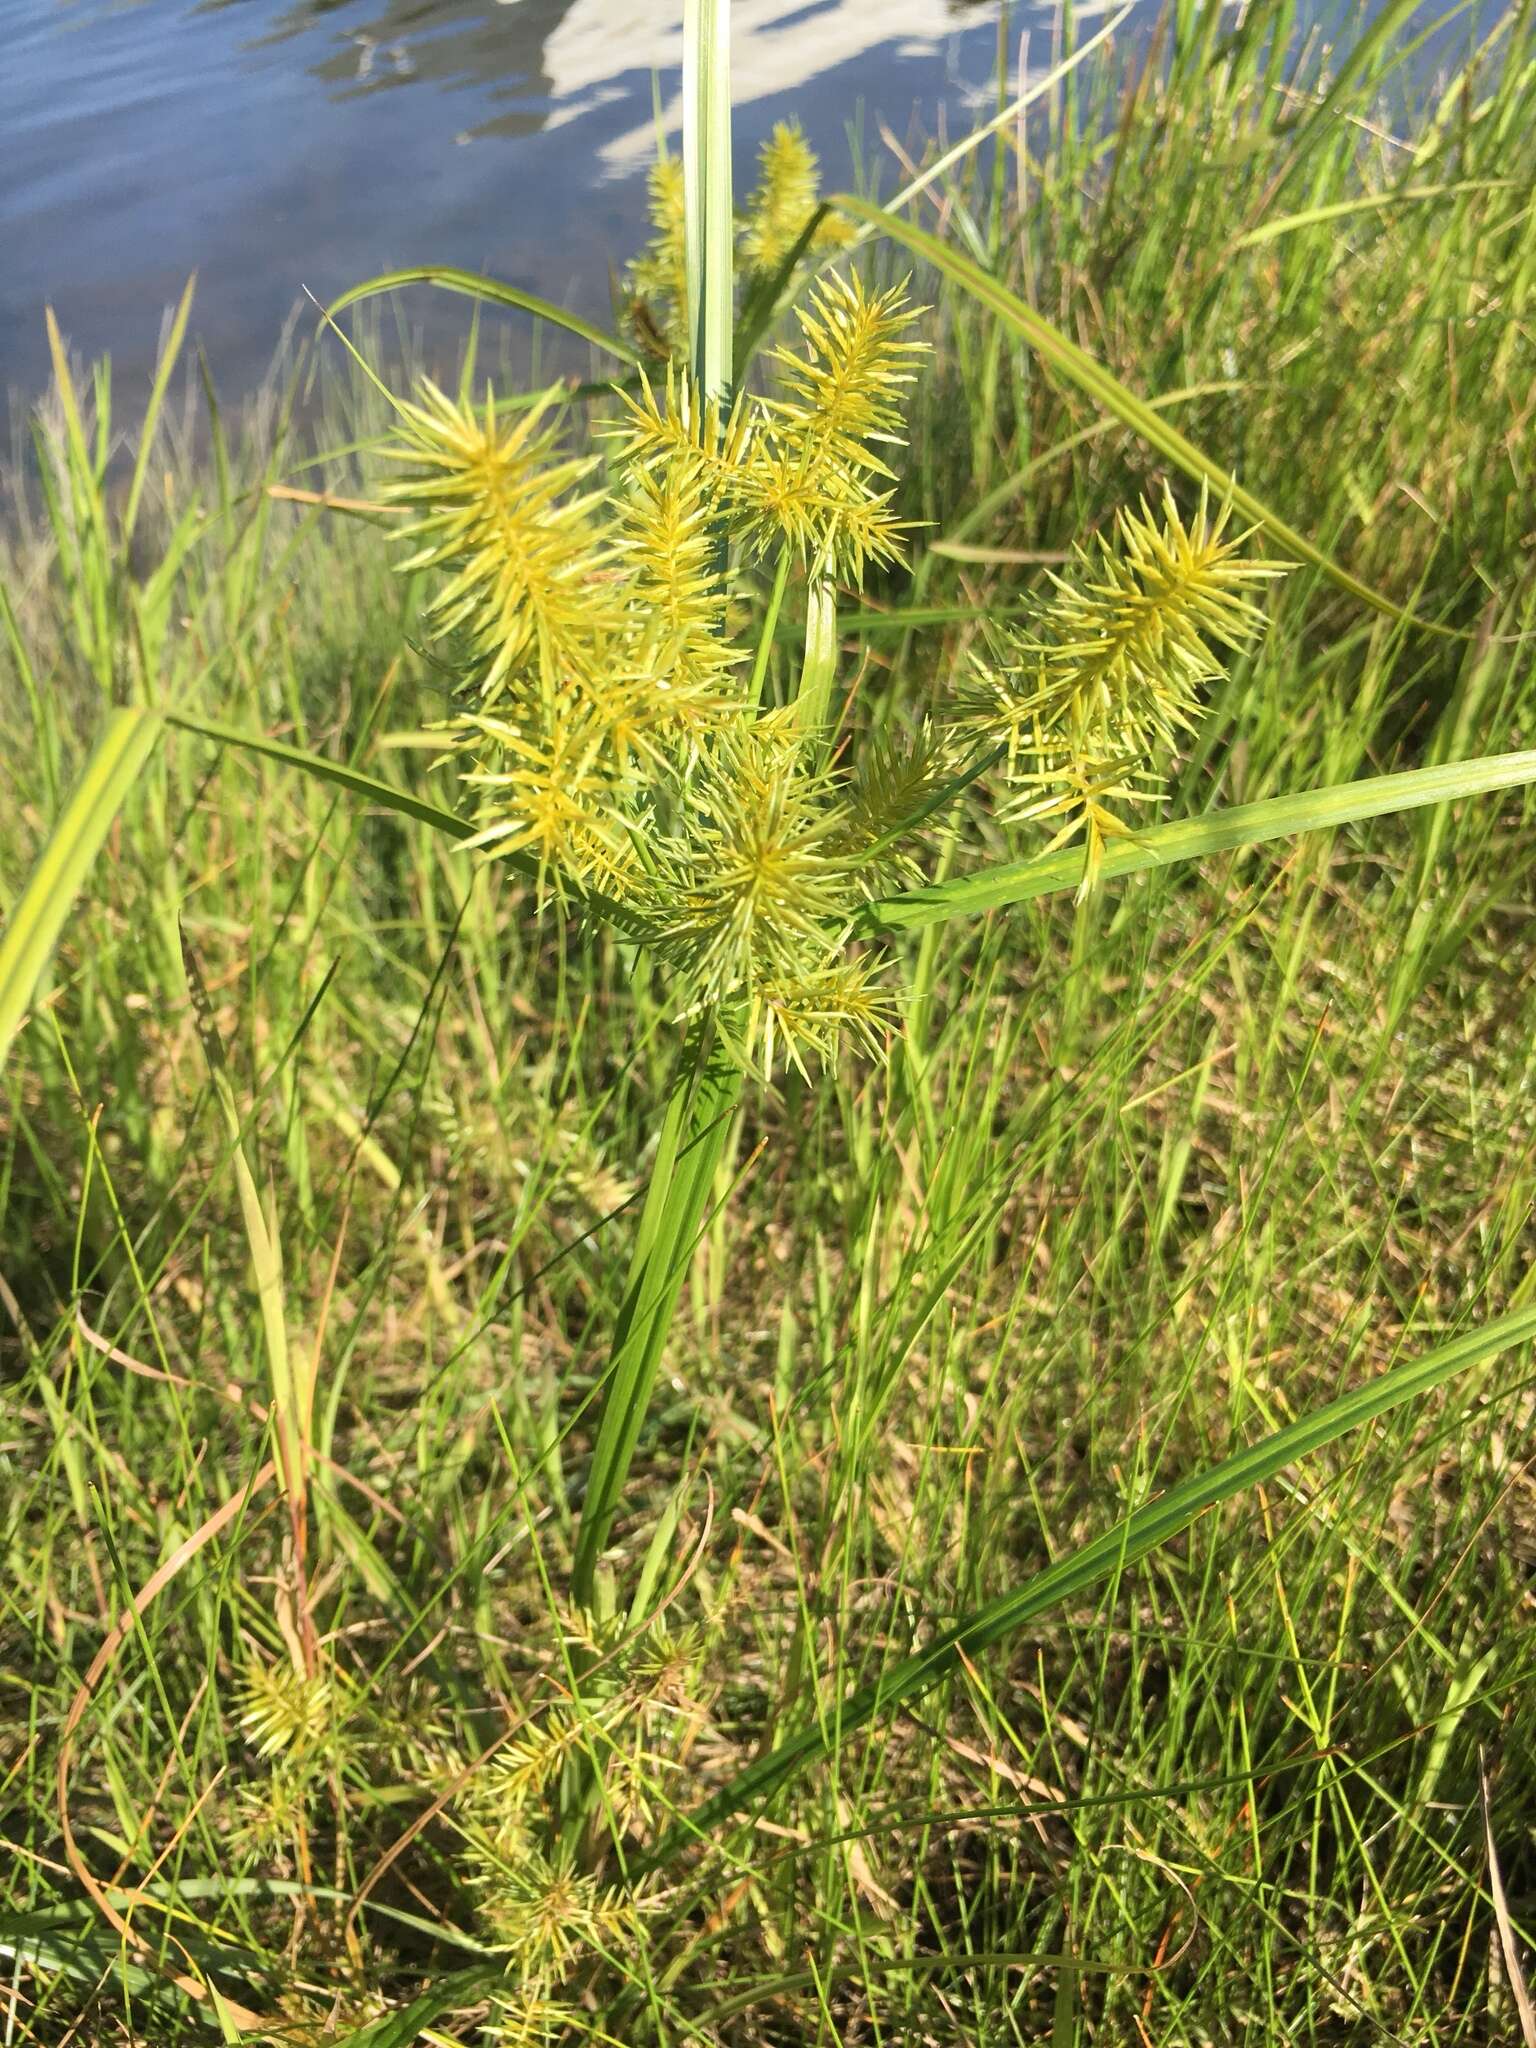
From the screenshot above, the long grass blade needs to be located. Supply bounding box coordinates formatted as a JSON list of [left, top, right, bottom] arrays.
[[650, 1298, 1536, 1863], [1231, 179, 1516, 250], [329, 1967, 505, 2048], [832, 193, 1457, 632], [122, 274, 196, 548], [182, 941, 305, 1510], [324, 267, 641, 367], [683, 0, 733, 400], [162, 709, 644, 932], [848, 6, 1132, 248], [863, 751, 1536, 933], [0, 578, 58, 811], [163, 707, 474, 842], [43, 311, 114, 683], [730, 6, 1130, 377], [164, 721, 1536, 946], [571, 1041, 741, 1608], [0, 708, 161, 1073]]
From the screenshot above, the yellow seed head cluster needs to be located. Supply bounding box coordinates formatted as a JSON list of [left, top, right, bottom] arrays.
[[611, 446, 739, 713], [628, 153, 689, 351], [628, 122, 853, 350], [387, 383, 612, 700], [456, 707, 635, 892], [636, 728, 889, 1073], [960, 485, 1287, 891], [739, 119, 856, 273], [386, 201, 1283, 1064], [613, 272, 925, 580], [238, 1660, 336, 1760], [832, 725, 961, 885], [383, 268, 928, 1075], [475, 1845, 635, 1985]]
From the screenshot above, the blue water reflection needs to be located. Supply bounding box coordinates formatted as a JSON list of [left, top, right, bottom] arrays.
[[0, 0, 1038, 392]]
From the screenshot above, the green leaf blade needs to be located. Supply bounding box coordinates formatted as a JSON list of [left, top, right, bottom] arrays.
[[649, 1299, 1536, 1865], [162, 708, 475, 844], [0, 707, 162, 1073], [323, 267, 641, 368], [162, 709, 647, 934], [863, 752, 1536, 933], [571, 1040, 742, 1609]]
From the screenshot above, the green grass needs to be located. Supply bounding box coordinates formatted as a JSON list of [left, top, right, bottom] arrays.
[[4, 3, 1536, 2040]]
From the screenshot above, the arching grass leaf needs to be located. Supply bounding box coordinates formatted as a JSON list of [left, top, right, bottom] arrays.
[[863, 751, 1536, 933], [0, 708, 161, 1073], [325, 266, 642, 368], [832, 191, 1460, 634], [649, 1297, 1536, 1865]]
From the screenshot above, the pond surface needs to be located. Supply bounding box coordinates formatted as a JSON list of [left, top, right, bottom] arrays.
[[1, 0, 1134, 398], [0, 0, 1495, 401]]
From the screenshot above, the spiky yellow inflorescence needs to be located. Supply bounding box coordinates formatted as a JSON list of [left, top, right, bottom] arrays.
[[238, 1660, 336, 1760], [385, 382, 611, 701], [751, 957, 897, 1078], [643, 729, 861, 991], [456, 706, 635, 893], [477, 1707, 611, 1830], [628, 123, 853, 348], [833, 724, 962, 885], [483, 1992, 569, 2047], [630, 733, 896, 1076], [747, 272, 925, 576], [613, 272, 923, 580], [739, 119, 855, 274], [625, 1619, 710, 1718], [608, 362, 751, 478], [382, 264, 925, 1075], [961, 485, 1287, 891], [767, 272, 923, 475], [627, 153, 689, 351], [610, 445, 740, 712], [384, 225, 1279, 1067], [474, 1845, 636, 1984]]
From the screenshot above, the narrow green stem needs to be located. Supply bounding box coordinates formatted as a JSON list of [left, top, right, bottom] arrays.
[[569, 1052, 694, 1613], [683, 0, 733, 406], [793, 568, 839, 754], [749, 550, 792, 707], [570, 0, 740, 1627], [570, 1028, 739, 1612]]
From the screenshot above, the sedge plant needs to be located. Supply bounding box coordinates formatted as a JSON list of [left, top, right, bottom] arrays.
[[375, 160, 1290, 1645], [318, 6, 1536, 1957], [8, 0, 1536, 2030], [290, 0, 1518, 1938]]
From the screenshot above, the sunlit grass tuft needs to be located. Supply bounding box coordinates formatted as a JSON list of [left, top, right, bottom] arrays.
[[3, 3, 1536, 2042]]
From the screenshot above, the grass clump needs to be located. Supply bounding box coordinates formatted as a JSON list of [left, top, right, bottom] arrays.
[[2, 4, 1536, 2043]]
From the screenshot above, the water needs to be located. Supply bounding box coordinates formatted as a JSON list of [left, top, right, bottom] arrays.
[[1, 0, 1498, 403], [0, 0, 1107, 399]]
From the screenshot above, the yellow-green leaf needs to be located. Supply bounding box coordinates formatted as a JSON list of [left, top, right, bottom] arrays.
[[0, 708, 162, 1073], [863, 751, 1536, 933], [650, 1295, 1536, 1863]]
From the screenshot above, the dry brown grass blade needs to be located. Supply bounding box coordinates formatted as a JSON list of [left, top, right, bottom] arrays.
[[56, 1462, 278, 2033], [266, 482, 391, 517], [1481, 1752, 1536, 2048]]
